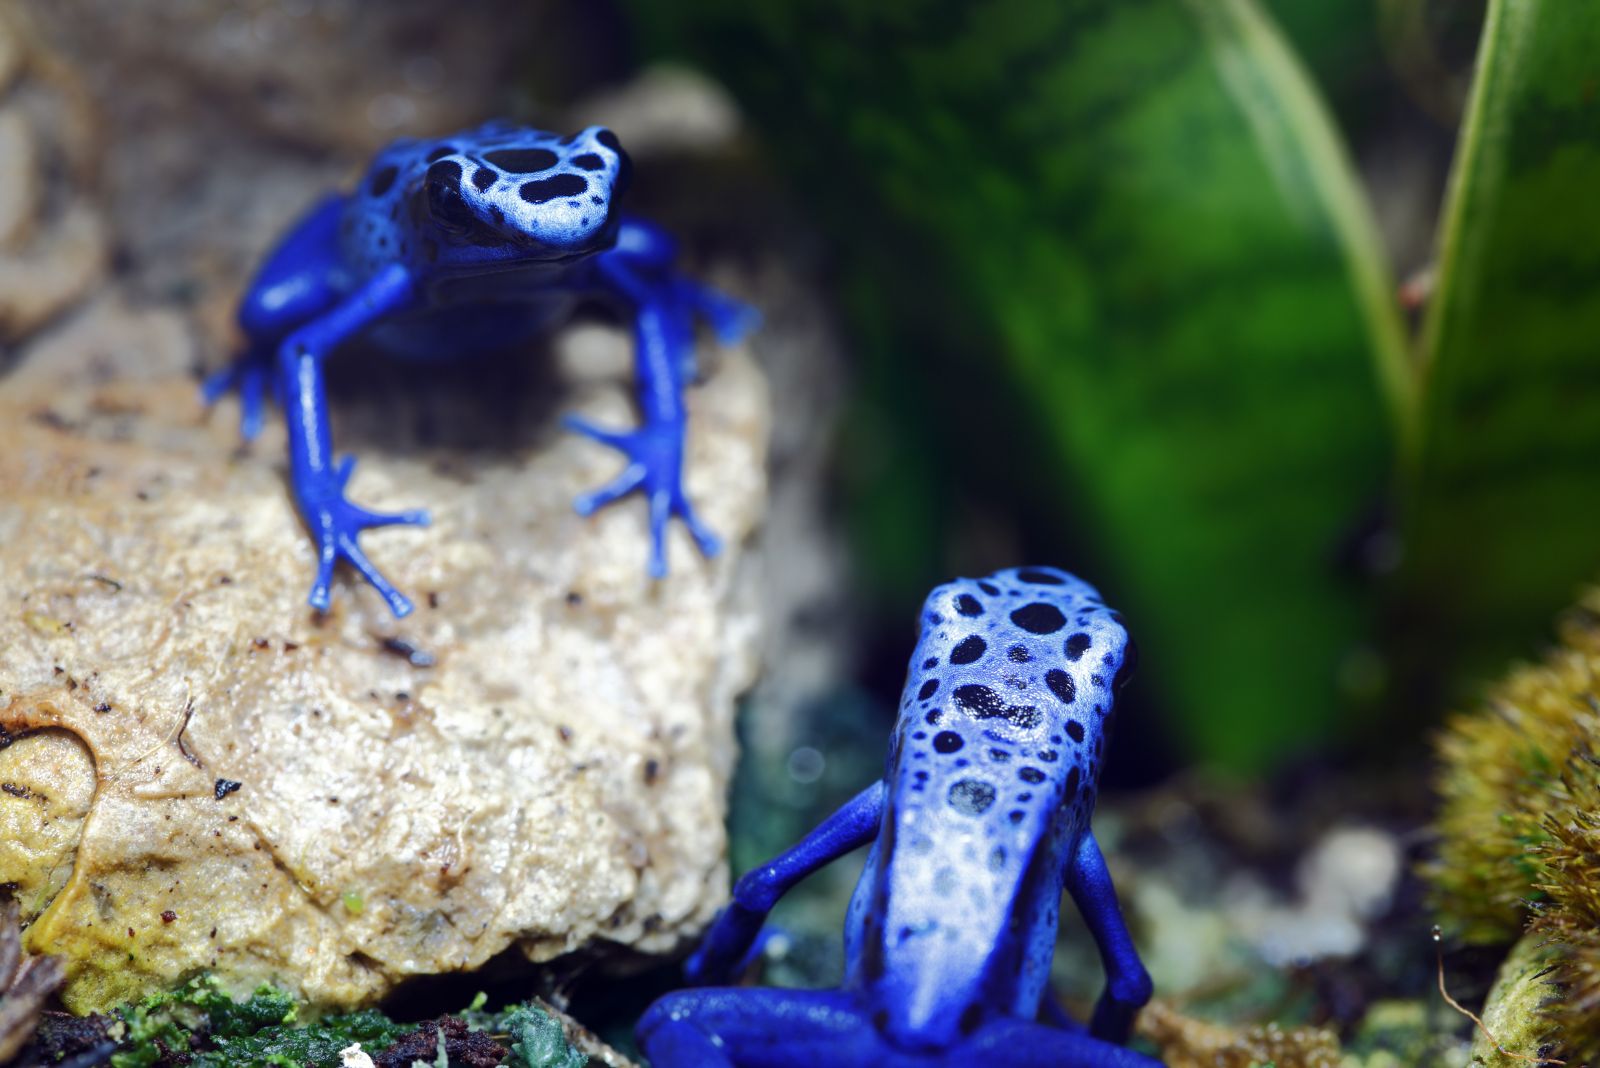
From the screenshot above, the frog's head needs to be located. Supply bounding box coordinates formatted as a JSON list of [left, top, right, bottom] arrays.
[[418, 125, 629, 260]]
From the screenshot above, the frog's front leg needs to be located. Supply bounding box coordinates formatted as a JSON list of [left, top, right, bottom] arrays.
[[686, 780, 885, 987], [1064, 831, 1154, 1045], [566, 232, 756, 578], [205, 194, 348, 442], [275, 263, 429, 617]]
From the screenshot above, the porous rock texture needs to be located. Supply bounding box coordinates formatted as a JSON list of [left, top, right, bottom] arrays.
[[0, 294, 768, 1013]]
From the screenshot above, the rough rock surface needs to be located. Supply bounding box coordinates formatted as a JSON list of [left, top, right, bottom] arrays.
[[0, 290, 768, 1011]]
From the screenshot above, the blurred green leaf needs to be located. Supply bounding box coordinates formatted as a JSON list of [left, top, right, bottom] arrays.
[[1264, 0, 1388, 121], [634, 0, 1406, 771], [1401, 0, 1600, 690]]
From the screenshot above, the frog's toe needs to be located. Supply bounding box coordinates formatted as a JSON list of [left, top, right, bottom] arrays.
[[202, 357, 272, 442], [563, 413, 631, 450], [200, 364, 235, 406], [679, 501, 722, 560], [300, 483, 426, 618], [644, 491, 722, 578], [351, 503, 431, 529], [333, 454, 358, 490], [707, 297, 760, 346], [308, 541, 339, 614], [574, 462, 646, 516], [338, 536, 415, 618], [305, 528, 416, 618], [238, 370, 267, 441], [647, 491, 672, 579], [678, 281, 760, 346], [565, 415, 721, 576]]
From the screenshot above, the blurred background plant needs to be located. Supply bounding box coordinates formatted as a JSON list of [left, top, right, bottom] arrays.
[[606, 0, 1600, 1059], [623, 0, 1600, 779]]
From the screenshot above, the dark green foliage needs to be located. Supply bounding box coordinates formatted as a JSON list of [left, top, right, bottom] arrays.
[[631, 0, 1406, 771], [633, 0, 1600, 772], [1399, 0, 1600, 698]]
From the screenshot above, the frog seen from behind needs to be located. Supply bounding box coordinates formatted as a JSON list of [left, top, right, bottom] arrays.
[[639, 566, 1161, 1067], [205, 120, 756, 616]]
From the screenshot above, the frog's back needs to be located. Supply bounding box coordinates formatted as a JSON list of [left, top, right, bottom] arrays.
[[844, 567, 1132, 1051]]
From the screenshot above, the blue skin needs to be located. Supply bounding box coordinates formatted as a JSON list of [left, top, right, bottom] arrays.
[[203, 121, 757, 616], [640, 567, 1161, 1068]]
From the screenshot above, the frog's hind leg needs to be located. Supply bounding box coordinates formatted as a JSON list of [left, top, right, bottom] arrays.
[[637, 988, 909, 1068], [205, 193, 348, 442], [956, 1017, 1165, 1068], [202, 341, 277, 441]]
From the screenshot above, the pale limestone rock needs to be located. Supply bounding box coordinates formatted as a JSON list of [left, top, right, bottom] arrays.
[[0, 296, 768, 1012]]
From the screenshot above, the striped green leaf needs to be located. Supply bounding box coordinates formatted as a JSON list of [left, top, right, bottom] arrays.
[[1401, 0, 1600, 689], [636, 0, 1407, 770]]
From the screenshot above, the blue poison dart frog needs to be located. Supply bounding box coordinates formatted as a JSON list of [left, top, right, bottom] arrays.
[[639, 566, 1161, 1068], [203, 121, 757, 617]]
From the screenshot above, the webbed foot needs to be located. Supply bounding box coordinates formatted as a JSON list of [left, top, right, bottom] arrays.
[[201, 355, 273, 442], [297, 456, 429, 617], [564, 414, 720, 578]]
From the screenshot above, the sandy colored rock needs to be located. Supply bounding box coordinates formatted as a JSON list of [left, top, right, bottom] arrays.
[[0, 295, 768, 1013], [0, 730, 94, 923]]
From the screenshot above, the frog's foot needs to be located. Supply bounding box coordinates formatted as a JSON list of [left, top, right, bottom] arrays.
[[564, 414, 721, 578], [680, 281, 761, 347], [201, 354, 273, 442], [298, 456, 429, 617]]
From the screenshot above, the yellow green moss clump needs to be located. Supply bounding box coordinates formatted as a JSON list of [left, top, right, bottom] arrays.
[[1429, 589, 1600, 1056]]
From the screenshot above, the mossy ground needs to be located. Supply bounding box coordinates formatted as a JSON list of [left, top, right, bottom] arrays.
[[12, 978, 592, 1068], [1428, 589, 1600, 1060]]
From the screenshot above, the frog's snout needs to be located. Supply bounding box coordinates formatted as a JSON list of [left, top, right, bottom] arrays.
[[565, 125, 632, 201]]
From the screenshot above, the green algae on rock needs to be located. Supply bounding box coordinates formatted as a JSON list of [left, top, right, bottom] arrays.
[[1466, 931, 1564, 1068], [75, 977, 625, 1068]]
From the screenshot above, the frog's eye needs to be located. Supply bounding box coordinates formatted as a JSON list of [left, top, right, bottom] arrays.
[[425, 160, 476, 235]]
